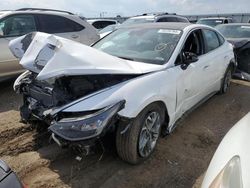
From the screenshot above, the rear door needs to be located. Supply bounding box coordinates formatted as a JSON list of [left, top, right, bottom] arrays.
[[201, 29, 226, 93], [0, 14, 37, 77], [36, 14, 84, 43]]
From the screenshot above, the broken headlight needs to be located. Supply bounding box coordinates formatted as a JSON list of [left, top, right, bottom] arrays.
[[49, 101, 125, 141], [207, 156, 243, 188]]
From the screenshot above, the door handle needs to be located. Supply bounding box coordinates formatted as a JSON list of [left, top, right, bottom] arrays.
[[71, 34, 79, 39], [203, 65, 209, 70]]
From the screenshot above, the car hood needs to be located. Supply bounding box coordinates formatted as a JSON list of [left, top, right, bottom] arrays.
[[9, 32, 163, 80]]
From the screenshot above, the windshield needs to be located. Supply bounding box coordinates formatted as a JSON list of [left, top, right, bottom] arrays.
[[216, 25, 250, 39], [93, 28, 182, 65], [122, 17, 155, 26], [197, 19, 223, 27]]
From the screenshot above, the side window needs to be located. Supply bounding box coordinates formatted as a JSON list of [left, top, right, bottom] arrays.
[[37, 15, 84, 33], [175, 29, 203, 65], [183, 29, 204, 56], [203, 29, 220, 52], [92, 21, 103, 29], [0, 15, 36, 37]]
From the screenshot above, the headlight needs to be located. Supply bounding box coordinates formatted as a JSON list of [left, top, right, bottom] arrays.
[[13, 70, 32, 93], [208, 156, 243, 188], [49, 100, 125, 141]]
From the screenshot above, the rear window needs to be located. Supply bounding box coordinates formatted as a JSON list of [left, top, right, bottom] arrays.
[[92, 21, 116, 29], [37, 15, 84, 33]]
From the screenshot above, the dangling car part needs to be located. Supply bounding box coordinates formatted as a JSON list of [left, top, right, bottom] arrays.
[[12, 23, 235, 164], [216, 23, 250, 81]]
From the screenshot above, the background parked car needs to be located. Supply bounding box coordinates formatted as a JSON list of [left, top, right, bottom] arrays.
[[216, 23, 250, 81], [121, 13, 189, 26], [0, 8, 100, 81], [87, 19, 118, 30], [99, 13, 190, 38], [197, 17, 233, 27], [201, 112, 250, 188]]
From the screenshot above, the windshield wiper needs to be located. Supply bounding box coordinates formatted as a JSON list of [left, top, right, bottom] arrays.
[[117, 56, 135, 61]]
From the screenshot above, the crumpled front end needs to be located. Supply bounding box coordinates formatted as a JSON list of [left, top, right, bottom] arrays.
[[11, 32, 151, 146], [14, 70, 134, 144]]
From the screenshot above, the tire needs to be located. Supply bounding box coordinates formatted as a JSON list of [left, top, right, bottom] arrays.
[[219, 66, 233, 94], [116, 103, 165, 164]]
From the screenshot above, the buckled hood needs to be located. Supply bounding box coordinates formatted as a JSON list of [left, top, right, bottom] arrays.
[[9, 32, 163, 80]]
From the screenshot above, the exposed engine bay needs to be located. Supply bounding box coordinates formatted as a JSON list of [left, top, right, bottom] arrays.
[[18, 72, 137, 122]]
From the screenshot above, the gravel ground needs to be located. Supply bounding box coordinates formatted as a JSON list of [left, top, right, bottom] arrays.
[[0, 78, 250, 188]]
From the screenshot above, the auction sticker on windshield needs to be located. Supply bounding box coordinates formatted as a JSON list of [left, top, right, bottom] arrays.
[[158, 29, 181, 35]]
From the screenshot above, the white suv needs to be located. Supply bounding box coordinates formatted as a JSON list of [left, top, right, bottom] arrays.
[[0, 8, 100, 81]]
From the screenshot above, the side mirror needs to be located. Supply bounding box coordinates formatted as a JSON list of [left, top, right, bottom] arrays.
[[181, 52, 199, 70]]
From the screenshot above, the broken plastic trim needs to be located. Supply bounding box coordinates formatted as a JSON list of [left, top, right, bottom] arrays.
[[49, 100, 125, 142]]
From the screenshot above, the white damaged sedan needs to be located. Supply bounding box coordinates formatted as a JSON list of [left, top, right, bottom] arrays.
[[11, 23, 236, 164]]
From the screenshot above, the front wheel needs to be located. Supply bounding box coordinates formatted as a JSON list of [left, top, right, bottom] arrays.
[[219, 66, 232, 94], [116, 103, 165, 164]]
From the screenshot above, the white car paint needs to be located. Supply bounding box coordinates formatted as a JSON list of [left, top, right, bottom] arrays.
[[201, 112, 250, 188], [12, 23, 235, 132], [9, 32, 163, 80]]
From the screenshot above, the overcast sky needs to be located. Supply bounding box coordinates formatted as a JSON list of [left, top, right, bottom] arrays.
[[1, 0, 250, 17]]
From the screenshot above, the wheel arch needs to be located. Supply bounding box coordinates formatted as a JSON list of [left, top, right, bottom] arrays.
[[229, 57, 237, 73], [118, 99, 170, 134]]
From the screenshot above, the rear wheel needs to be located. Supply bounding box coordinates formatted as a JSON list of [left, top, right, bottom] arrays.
[[220, 66, 232, 94], [116, 103, 165, 164]]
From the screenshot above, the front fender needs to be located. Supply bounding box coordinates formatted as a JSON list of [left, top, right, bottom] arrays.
[[59, 71, 176, 121]]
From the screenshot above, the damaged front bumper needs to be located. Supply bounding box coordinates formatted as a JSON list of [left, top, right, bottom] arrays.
[[15, 71, 128, 145], [48, 100, 125, 142], [20, 93, 125, 141]]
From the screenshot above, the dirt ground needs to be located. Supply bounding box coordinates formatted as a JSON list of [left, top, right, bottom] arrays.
[[0, 79, 250, 188]]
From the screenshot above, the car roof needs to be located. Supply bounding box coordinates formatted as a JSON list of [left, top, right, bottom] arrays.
[[199, 17, 232, 20], [119, 22, 191, 30], [130, 14, 186, 20], [0, 9, 76, 17], [129, 15, 155, 19], [87, 19, 117, 23], [217, 23, 250, 26]]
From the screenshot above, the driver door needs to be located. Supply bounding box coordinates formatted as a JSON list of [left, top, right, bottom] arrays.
[[175, 29, 210, 119]]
